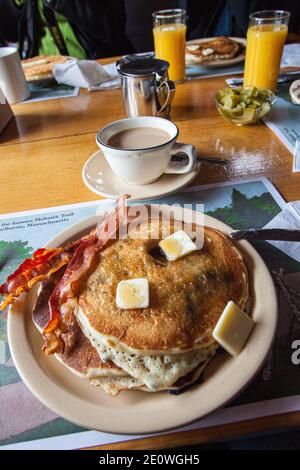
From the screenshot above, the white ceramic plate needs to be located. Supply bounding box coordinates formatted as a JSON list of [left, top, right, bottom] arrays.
[[82, 150, 200, 201], [186, 37, 246, 68], [8, 206, 277, 435]]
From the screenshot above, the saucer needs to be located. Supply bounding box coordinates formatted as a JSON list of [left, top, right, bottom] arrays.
[[82, 150, 200, 201]]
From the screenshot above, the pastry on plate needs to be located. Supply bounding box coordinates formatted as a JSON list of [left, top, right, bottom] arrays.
[[186, 36, 242, 64], [22, 55, 68, 82]]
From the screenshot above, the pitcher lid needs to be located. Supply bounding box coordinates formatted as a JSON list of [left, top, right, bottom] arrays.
[[116, 54, 170, 78]]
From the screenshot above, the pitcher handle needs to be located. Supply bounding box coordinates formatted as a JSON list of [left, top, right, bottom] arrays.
[[158, 80, 176, 115]]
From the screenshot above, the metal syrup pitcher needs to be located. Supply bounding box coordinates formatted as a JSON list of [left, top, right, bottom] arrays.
[[116, 54, 175, 118]]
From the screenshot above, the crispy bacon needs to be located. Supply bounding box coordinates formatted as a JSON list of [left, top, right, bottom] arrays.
[[43, 235, 99, 354], [0, 230, 97, 311], [0, 195, 131, 355], [0, 248, 67, 310], [43, 195, 131, 354]]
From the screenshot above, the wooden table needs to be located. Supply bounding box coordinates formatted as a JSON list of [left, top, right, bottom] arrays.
[[1, 63, 300, 449]]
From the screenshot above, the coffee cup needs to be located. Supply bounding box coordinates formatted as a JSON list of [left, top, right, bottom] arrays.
[[96, 116, 196, 185], [0, 47, 30, 104]]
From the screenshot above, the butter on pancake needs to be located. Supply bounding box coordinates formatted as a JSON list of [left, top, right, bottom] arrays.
[[77, 218, 249, 391], [78, 219, 249, 352], [32, 263, 214, 395], [116, 278, 149, 309], [159, 229, 198, 261]]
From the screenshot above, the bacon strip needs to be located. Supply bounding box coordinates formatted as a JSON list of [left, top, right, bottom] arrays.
[[0, 195, 132, 355], [0, 229, 97, 311], [0, 248, 68, 310], [43, 195, 131, 354]]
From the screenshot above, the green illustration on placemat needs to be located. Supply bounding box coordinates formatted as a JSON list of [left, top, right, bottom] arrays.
[[0, 241, 33, 382], [206, 188, 279, 229], [0, 240, 33, 285], [27, 82, 79, 103]]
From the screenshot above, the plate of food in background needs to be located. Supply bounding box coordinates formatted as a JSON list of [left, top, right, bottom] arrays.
[[21, 55, 69, 84], [186, 36, 246, 67]]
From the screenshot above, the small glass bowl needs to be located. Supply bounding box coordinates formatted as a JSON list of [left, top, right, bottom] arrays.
[[215, 88, 276, 126]]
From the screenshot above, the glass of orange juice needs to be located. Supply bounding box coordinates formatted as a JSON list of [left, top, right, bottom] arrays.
[[244, 10, 290, 91], [153, 9, 186, 82]]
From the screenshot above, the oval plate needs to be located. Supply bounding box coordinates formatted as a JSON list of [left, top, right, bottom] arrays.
[[8, 206, 277, 435], [186, 37, 246, 68]]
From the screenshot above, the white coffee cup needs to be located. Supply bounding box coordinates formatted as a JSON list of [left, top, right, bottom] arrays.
[[96, 116, 197, 185], [0, 47, 30, 104]]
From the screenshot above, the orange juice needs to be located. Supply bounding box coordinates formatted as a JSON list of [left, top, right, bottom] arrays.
[[153, 23, 186, 82], [244, 24, 287, 91]]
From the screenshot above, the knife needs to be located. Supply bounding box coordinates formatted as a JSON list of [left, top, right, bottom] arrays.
[[230, 229, 300, 242]]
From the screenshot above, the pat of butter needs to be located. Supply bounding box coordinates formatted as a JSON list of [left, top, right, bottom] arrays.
[[202, 48, 214, 56], [212, 301, 255, 356], [159, 230, 198, 261], [186, 44, 199, 52], [116, 278, 149, 309]]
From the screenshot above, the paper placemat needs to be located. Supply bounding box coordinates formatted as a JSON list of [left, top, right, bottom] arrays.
[[21, 81, 80, 104], [226, 72, 300, 154], [263, 79, 300, 154], [186, 63, 244, 80], [2, 177, 300, 450]]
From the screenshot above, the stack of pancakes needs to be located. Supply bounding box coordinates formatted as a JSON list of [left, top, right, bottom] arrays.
[[186, 36, 241, 64], [33, 218, 249, 396]]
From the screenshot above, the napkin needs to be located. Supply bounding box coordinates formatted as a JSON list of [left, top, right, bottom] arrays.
[[53, 59, 121, 91], [263, 201, 300, 262], [281, 43, 300, 68]]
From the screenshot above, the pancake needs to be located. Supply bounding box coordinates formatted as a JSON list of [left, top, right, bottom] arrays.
[[78, 311, 219, 390], [32, 265, 214, 395], [32, 268, 123, 379], [186, 37, 240, 64], [91, 353, 216, 396], [77, 218, 249, 390], [78, 219, 249, 352]]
